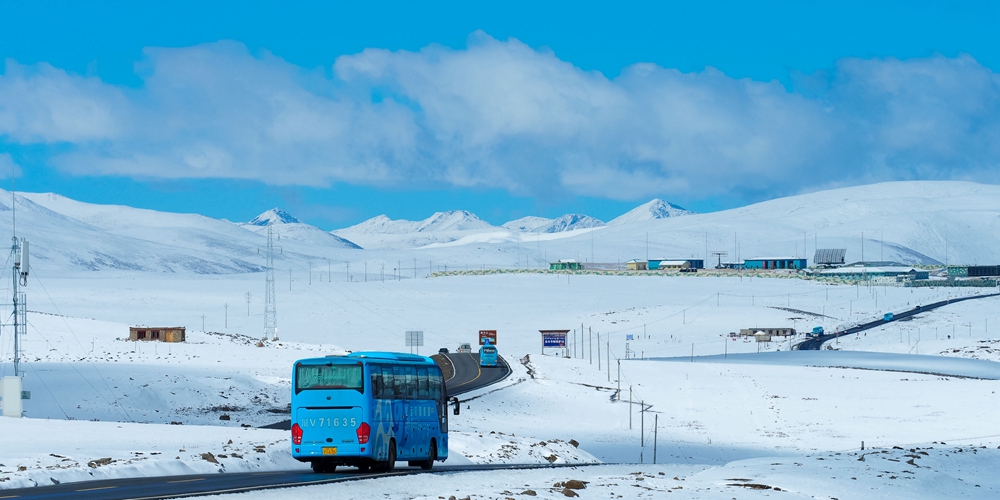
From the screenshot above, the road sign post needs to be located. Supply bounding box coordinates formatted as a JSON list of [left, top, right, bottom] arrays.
[[478, 330, 498, 346], [405, 330, 424, 355], [540, 330, 569, 355]]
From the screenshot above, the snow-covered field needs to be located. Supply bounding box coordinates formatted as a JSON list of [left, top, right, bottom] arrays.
[[1, 182, 999, 497], [1, 270, 999, 497]]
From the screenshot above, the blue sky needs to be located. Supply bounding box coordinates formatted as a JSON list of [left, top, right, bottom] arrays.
[[2, 1, 999, 228]]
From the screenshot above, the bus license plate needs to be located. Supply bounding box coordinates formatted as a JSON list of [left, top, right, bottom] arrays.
[[322, 447, 338, 455]]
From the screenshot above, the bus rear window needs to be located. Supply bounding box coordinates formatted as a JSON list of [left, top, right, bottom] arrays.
[[296, 363, 364, 394]]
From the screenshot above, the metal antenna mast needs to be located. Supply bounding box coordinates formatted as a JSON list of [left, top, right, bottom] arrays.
[[710, 250, 728, 269], [11, 237, 27, 376], [263, 223, 278, 341], [4, 183, 29, 418]]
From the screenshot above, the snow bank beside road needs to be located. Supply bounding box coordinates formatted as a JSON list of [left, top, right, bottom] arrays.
[[0, 419, 302, 489]]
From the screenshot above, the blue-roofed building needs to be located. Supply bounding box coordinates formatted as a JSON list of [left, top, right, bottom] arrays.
[[744, 257, 808, 270]]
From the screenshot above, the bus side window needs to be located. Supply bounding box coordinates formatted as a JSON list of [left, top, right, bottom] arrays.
[[370, 364, 382, 399], [405, 366, 416, 399], [382, 365, 394, 400], [430, 370, 442, 401], [393, 366, 405, 399], [417, 367, 429, 399]]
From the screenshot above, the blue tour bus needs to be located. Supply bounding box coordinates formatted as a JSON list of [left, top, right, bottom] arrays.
[[291, 352, 459, 473], [479, 340, 498, 367]]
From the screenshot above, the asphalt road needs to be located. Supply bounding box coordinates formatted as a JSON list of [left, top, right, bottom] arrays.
[[795, 292, 1000, 350], [436, 352, 512, 397], [4, 353, 515, 499], [0, 463, 574, 500]]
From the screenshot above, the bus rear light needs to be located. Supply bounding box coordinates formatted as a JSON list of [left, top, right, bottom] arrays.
[[292, 423, 303, 445], [357, 422, 371, 444]]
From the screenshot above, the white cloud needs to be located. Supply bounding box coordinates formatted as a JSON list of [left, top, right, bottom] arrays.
[[0, 59, 128, 142], [0, 153, 21, 179], [1, 34, 999, 201]]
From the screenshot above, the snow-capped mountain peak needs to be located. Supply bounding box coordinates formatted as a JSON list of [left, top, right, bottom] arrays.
[[607, 199, 692, 226], [416, 210, 491, 232], [504, 214, 605, 233], [248, 208, 300, 226]]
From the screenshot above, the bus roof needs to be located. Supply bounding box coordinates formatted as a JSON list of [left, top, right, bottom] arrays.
[[296, 351, 436, 366], [346, 351, 435, 363]]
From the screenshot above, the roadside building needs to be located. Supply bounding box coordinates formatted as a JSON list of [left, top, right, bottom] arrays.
[[129, 326, 186, 342], [649, 259, 704, 270], [814, 266, 929, 281], [814, 249, 847, 267], [743, 257, 808, 270], [654, 260, 691, 271], [948, 265, 1000, 277], [549, 259, 583, 271], [739, 327, 796, 337], [626, 260, 648, 271]]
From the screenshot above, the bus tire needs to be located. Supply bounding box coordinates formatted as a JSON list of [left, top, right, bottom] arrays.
[[380, 440, 396, 473], [311, 461, 336, 473], [420, 440, 437, 470]]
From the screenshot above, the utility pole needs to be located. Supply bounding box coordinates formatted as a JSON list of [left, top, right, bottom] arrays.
[[309, 261, 312, 285], [201, 314, 206, 332], [263, 223, 278, 341], [327, 257, 331, 282], [224, 303, 228, 328], [346, 261, 350, 282], [245, 292, 251, 315], [598, 332, 601, 371], [607, 338, 611, 381], [629, 386, 633, 429], [589, 327, 593, 365], [414, 258, 417, 278]]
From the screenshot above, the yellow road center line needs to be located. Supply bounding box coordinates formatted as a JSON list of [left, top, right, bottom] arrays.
[[167, 478, 206, 483], [76, 486, 117, 492], [452, 353, 483, 387]]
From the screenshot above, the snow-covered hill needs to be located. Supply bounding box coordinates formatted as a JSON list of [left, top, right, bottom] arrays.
[[502, 216, 551, 232], [10, 180, 1000, 272], [15, 192, 268, 274], [13, 194, 360, 273], [607, 198, 692, 226], [239, 209, 361, 249], [503, 214, 605, 233], [340, 210, 493, 235], [333, 210, 496, 248]]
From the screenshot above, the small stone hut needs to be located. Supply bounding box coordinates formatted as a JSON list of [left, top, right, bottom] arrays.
[[129, 326, 186, 342]]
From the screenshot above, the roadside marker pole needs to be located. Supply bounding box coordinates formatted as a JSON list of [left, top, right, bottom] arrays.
[[629, 386, 632, 429], [641, 400, 645, 447], [653, 414, 658, 464]]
